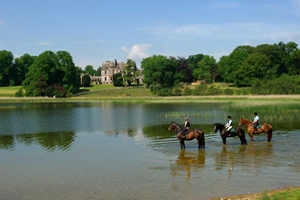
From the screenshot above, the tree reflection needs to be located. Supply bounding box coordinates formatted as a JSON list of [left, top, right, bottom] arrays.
[[0, 131, 76, 152], [0, 135, 15, 150], [170, 149, 206, 179]]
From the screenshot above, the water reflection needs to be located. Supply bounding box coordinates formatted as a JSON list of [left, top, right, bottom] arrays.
[[170, 150, 206, 178], [0, 131, 76, 152], [214, 142, 274, 177], [104, 129, 138, 138]]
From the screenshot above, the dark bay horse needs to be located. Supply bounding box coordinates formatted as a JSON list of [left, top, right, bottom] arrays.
[[168, 122, 205, 149], [214, 123, 247, 145], [239, 118, 273, 142]]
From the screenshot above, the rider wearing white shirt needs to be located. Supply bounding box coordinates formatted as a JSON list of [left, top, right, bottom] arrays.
[[225, 116, 232, 131], [253, 112, 260, 132]]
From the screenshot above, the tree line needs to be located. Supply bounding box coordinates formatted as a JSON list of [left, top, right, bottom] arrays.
[[141, 41, 300, 95], [0, 50, 104, 97]]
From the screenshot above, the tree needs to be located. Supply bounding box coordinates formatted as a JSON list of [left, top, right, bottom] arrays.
[[121, 59, 137, 86], [224, 45, 253, 83], [85, 65, 96, 75], [56, 51, 80, 93], [192, 55, 217, 82], [234, 53, 271, 86], [22, 50, 80, 96], [141, 55, 177, 92], [217, 55, 228, 81], [12, 53, 35, 86], [95, 66, 102, 76], [82, 75, 91, 87], [113, 73, 123, 86], [172, 57, 193, 83], [0, 50, 14, 86]]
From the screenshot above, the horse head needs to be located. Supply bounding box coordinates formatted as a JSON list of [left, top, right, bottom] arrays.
[[168, 121, 176, 131], [239, 118, 244, 126], [214, 123, 224, 133]]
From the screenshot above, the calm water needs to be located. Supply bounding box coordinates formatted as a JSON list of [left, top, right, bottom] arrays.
[[0, 102, 299, 200]]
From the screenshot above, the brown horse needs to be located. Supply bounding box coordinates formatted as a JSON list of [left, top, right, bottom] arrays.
[[239, 118, 273, 142], [214, 123, 247, 145], [168, 122, 205, 149]]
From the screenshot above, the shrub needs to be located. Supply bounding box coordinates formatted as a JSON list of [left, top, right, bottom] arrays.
[[14, 89, 24, 97], [207, 85, 222, 95], [192, 84, 207, 96], [157, 88, 173, 96], [173, 87, 182, 96], [224, 88, 234, 95], [113, 73, 123, 86], [82, 75, 91, 87], [183, 87, 192, 96], [45, 86, 56, 97]]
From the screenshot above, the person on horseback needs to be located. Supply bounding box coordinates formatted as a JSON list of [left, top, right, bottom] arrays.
[[253, 112, 260, 133], [225, 116, 233, 131], [182, 117, 190, 139]]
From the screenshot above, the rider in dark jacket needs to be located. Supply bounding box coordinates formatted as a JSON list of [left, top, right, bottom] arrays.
[[182, 117, 190, 139]]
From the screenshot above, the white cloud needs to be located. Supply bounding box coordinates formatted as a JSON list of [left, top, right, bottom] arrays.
[[121, 44, 152, 61], [37, 41, 51, 45], [0, 19, 6, 25]]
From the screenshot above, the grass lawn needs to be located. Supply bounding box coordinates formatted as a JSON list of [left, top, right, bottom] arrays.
[[0, 86, 22, 97], [75, 87, 155, 98], [78, 84, 114, 92]]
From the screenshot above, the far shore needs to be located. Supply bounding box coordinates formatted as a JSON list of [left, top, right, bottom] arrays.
[[0, 94, 299, 103]]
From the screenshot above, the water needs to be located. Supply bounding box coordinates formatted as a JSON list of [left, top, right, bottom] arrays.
[[0, 102, 299, 200]]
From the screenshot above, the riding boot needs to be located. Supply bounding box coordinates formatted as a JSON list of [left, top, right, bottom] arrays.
[[182, 134, 185, 139]]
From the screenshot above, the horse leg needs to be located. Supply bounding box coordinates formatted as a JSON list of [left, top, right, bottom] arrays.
[[266, 129, 272, 142], [197, 139, 201, 150], [183, 140, 185, 149], [222, 136, 226, 145], [180, 139, 184, 149]]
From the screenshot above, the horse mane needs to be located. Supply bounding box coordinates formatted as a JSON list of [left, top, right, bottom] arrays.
[[171, 121, 183, 129], [214, 122, 225, 127]]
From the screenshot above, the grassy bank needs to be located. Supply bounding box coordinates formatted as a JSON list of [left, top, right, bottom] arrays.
[[210, 186, 300, 200]]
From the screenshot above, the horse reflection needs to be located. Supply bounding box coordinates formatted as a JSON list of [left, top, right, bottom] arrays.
[[214, 143, 274, 177], [170, 149, 206, 178]]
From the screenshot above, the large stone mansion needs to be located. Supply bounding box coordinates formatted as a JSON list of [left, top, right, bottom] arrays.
[[81, 59, 142, 85]]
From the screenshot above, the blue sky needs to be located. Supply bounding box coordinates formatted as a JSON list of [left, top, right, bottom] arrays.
[[1, 0, 300, 69]]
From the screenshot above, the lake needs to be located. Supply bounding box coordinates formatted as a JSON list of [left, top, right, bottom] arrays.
[[0, 102, 299, 200]]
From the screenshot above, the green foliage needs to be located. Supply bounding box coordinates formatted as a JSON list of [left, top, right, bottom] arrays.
[[113, 73, 123, 86], [192, 55, 217, 83], [224, 45, 252, 83], [122, 59, 137, 86], [183, 87, 192, 95], [157, 88, 173, 96], [95, 66, 102, 76], [82, 75, 91, 87], [251, 74, 300, 95], [0, 50, 14, 86], [223, 88, 234, 95], [141, 55, 178, 90], [192, 84, 208, 96], [85, 65, 96, 75], [22, 50, 80, 96], [14, 89, 24, 97]]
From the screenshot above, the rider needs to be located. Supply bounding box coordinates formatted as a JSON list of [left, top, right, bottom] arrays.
[[182, 117, 190, 139], [225, 116, 233, 131], [253, 112, 260, 133]]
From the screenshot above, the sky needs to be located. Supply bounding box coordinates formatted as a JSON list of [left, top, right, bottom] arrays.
[[1, 0, 300, 69]]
